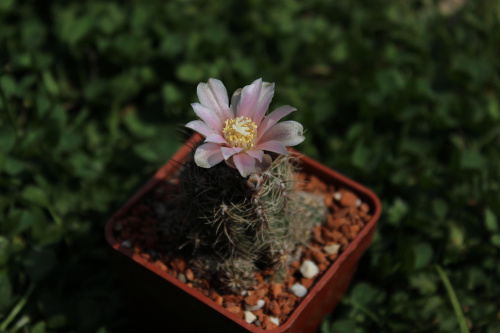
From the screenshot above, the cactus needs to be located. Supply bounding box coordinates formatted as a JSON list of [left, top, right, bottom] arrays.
[[164, 147, 327, 292]]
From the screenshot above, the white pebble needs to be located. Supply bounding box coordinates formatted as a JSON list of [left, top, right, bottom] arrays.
[[244, 311, 257, 324], [290, 283, 308, 297], [177, 273, 186, 283], [324, 244, 341, 255], [356, 199, 362, 207], [121, 239, 132, 248], [333, 192, 342, 200], [245, 299, 265, 311], [300, 260, 319, 279], [270, 316, 280, 326]]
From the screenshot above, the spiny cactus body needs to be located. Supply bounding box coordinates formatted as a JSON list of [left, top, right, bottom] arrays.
[[165, 149, 327, 292]]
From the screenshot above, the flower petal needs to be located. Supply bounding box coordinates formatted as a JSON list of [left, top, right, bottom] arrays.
[[253, 154, 272, 174], [194, 143, 224, 168], [259, 120, 305, 147], [255, 140, 289, 155], [257, 105, 296, 141], [191, 103, 223, 132], [253, 82, 275, 126], [230, 88, 242, 115], [245, 149, 264, 162], [185, 120, 215, 138], [233, 153, 256, 178], [197, 79, 234, 120], [220, 146, 243, 160], [237, 78, 262, 119], [205, 133, 228, 144]]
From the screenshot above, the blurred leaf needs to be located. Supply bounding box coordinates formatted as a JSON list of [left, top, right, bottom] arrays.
[[123, 110, 157, 138], [491, 234, 500, 248], [388, 198, 408, 225], [31, 322, 46, 333], [413, 243, 433, 269], [21, 186, 49, 207], [460, 151, 486, 170], [350, 283, 376, 305], [409, 272, 438, 295], [4, 156, 26, 175], [176, 63, 204, 83], [329, 319, 356, 333], [484, 208, 498, 232], [352, 142, 369, 168], [433, 199, 448, 220]]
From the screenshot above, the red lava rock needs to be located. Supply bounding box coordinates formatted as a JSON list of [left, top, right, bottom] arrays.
[[340, 190, 358, 207], [171, 257, 186, 272], [263, 296, 271, 312], [244, 294, 260, 306], [350, 224, 361, 234], [261, 315, 278, 330], [254, 288, 267, 299], [223, 294, 241, 305], [311, 176, 327, 192], [313, 226, 324, 244], [333, 207, 350, 218], [214, 295, 223, 306], [311, 249, 327, 264], [281, 295, 297, 315], [333, 217, 348, 230], [226, 305, 242, 315], [324, 194, 334, 208], [290, 259, 300, 270], [154, 260, 167, 272], [328, 253, 338, 261], [185, 268, 194, 281], [186, 282, 193, 288], [269, 300, 281, 316], [324, 230, 343, 243], [270, 283, 282, 299], [255, 272, 264, 283], [318, 263, 328, 272], [362, 214, 372, 223], [210, 290, 219, 301], [360, 202, 370, 213], [253, 309, 265, 322], [301, 278, 314, 289], [340, 224, 350, 234]]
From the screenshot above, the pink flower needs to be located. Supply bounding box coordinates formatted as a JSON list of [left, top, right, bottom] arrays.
[[185, 78, 304, 177]]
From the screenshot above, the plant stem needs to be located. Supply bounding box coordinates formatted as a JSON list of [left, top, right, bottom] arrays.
[[435, 265, 470, 333], [0, 284, 35, 332]]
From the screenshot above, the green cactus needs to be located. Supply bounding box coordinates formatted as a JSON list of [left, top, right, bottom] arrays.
[[165, 147, 327, 292]]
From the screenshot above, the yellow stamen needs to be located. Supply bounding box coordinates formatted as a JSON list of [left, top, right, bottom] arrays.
[[223, 116, 257, 151]]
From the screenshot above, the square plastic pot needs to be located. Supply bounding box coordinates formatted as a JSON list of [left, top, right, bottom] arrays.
[[105, 134, 382, 333]]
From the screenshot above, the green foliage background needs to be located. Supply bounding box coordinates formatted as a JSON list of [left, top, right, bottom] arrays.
[[1, 0, 499, 332]]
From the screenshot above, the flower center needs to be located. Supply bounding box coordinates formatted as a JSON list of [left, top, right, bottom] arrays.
[[223, 116, 257, 151]]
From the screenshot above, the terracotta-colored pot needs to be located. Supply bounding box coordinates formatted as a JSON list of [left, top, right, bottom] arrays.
[[105, 134, 381, 332]]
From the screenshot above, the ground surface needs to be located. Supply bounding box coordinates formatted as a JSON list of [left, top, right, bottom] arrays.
[[1, 1, 499, 332]]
